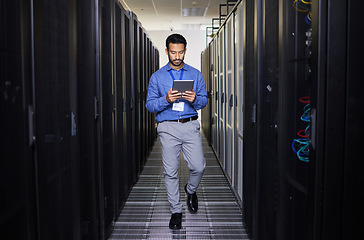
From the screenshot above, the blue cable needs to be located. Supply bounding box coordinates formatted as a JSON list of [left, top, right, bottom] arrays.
[[292, 101, 311, 163], [305, 15, 311, 26], [292, 138, 310, 162], [300, 104, 310, 122]]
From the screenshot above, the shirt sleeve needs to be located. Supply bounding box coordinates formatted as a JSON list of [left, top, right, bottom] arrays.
[[191, 71, 208, 110], [145, 73, 170, 113]]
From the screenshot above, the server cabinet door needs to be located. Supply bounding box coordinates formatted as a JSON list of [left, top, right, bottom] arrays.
[[339, 3, 363, 237], [257, 0, 279, 239], [123, 10, 135, 189], [32, 0, 81, 238], [101, 0, 116, 235], [146, 39, 150, 152], [225, 17, 235, 182], [310, 1, 363, 239], [132, 17, 142, 176], [0, 0, 37, 239], [76, 0, 102, 238], [243, 0, 258, 235], [211, 39, 219, 155], [235, 1, 245, 203], [139, 29, 147, 166], [145, 37, 151, 153], [277, 0, 312, 239], [201, 48, 211, 143], [113, 1, 127, 218], [218, 32, 226, 167]]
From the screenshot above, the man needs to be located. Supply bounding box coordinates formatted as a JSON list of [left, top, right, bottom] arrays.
[[145, 33, 208, 230]]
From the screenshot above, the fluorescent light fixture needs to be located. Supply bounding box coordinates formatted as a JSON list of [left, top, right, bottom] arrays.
[[182, 8, 206, 17]]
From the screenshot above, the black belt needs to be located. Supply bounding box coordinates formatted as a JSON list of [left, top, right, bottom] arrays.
[[165, 115, 198, 123]]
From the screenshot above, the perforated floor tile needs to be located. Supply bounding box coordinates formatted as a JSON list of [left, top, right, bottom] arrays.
[[108, 134, 250, 240]]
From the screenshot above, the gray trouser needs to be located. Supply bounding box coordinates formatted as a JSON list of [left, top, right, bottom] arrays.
[[157, 120, 206, 213]]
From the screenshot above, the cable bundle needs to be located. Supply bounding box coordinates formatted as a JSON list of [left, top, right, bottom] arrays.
[[292, 0, 311, 13], [293, 0, 312, 25], [292, 96, 310, 162]]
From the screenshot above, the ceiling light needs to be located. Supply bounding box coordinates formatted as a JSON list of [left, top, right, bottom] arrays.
[[182, 8, 206, 17]]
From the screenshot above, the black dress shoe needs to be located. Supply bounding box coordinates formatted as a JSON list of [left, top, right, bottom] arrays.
[[185, 184, 198, 213], [169, 213, 182, 229]]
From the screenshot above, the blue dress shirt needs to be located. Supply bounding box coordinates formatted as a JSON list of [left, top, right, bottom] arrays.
[[145, 63, 208, 122]]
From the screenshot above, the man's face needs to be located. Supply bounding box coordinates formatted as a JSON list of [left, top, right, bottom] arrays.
[[166, 43, 186, 68]]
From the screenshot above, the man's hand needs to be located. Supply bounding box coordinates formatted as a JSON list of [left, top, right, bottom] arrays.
[[166, 88, 181, 103], [182, 90, 196, 103]]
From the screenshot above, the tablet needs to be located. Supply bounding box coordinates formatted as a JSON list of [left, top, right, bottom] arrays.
[[172, 80, 194, 93]]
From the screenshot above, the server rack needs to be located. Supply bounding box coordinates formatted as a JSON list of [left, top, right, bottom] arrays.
[[225, 15, 235, 183], [255, 0, 279, 238], [0, 0, 37, 239], [113, 0, 127, 220], [242, 0, 258, 234], [146, 40, 151, 152], [202, 0, 363, 240], [76, 0, 102, 238], [127, 11, 138, 185], [200, 48, 211, 143], [218, 30, 226, 169], [1, 0, 159, 238], [204, 0, 241, 210], [31, 0, 82, 239], [149, 41, 156, 152], [203, 0, 311, 238], [100, 0, 116, 235], [234, 0, 245, 203], [210, 38, 219, 155], [145, 37, 151, 154], [309, 0, 363, 239], [276, 0, 312, 239], [132, 13, 142, 176], [123, 10, 135, 189], [139, 28, 146, 166]]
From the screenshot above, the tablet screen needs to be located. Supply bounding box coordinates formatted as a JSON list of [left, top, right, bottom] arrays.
[[172, 80, 194, 93]]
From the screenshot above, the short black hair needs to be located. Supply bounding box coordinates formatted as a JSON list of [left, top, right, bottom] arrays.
[[166, 33, 187, 49]]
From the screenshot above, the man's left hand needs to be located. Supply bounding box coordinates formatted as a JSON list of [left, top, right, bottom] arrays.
[[182, 90, 196, 103]]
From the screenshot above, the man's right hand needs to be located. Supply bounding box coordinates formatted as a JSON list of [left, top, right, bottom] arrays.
[[166, 88, 181, 103]]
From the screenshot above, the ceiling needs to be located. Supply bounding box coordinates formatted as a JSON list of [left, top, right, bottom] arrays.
[[119, 0, 237, 31]]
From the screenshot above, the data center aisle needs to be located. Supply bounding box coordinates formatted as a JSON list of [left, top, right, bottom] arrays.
[[108, 132, 250, 239]]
